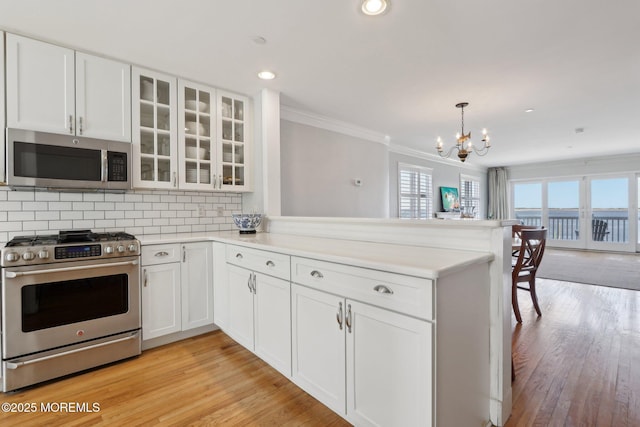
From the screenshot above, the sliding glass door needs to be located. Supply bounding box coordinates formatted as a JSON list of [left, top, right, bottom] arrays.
[[587, 176, 633, 251], [548, 180, 584, 248], [512, 174, 638, 252]]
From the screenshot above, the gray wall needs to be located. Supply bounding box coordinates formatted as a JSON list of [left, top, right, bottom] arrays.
[[280, 120, 389, 217], [388, 152, 488, 218], [280, 119, 491, 219]]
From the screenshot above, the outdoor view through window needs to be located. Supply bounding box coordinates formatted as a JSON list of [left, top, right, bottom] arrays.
[[513, 176, 640, 249]]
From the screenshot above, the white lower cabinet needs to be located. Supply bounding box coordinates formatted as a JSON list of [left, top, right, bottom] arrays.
[[226, 263, 291, 377], [141, 242, 213, 341], [142, 262, 181, 339], [291, 284, 433, 426]]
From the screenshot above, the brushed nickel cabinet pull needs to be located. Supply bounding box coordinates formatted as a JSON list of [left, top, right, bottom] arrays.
[[310, 270, 323, 279], [373, 284, 394, 295], [336, 302, 343, 330]]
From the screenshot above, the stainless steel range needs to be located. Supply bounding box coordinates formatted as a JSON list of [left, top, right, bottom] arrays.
[[1, 230, 141, 392]]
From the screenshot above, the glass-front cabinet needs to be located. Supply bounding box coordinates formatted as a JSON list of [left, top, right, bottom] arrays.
[[132, 67, 178, 189], [218, 91, 250, 191], [178, 80, 214, 190]]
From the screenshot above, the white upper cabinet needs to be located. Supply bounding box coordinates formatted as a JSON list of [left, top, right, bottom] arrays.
[[6, 34, 131, 141], [1, 31, 5, 183], [131, 67, 178, 189], [75, 52, 131, 141], [178, 80, 215, 190], [217, 91, 251, 191]]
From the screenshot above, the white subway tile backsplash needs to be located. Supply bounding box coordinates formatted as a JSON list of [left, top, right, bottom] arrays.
[[36, 211, 60, 221], [60, 211, 83, 220], [73, 202, 94, 211], [35, 192, 60, 201], [8, 211, 35, 221], [7, 191, 35, 201], [60, 193, 83, 201], [49, 202, 73, 211], [0, 187, 240, 241]]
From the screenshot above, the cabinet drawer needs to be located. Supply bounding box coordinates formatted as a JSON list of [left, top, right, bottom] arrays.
[[141, 244, 181, 265], [291, 256, 433, 320], [226, 244, 290, 280]]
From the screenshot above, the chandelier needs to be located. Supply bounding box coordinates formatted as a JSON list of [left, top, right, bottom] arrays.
[[436, 102, 491, 162]]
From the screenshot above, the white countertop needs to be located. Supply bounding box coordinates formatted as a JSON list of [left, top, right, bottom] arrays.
[[138, 231, 494, 280]]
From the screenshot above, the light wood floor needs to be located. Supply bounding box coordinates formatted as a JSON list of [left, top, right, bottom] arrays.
[[1, 279, 638, 426], [0, 331, 349, 426], [507, 278, 640, 426]]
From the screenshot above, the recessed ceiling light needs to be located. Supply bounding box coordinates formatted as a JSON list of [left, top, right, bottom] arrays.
[[258, 70, 276, 80], [525, 108, 534, 113], [361, 0, 389, 16]]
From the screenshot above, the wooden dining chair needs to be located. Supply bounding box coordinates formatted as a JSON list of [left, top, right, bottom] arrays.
[[512, 228, 547, 323], [512, 224, 543, 257]]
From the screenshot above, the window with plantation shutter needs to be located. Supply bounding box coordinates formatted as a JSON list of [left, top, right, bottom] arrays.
[[460, 174, 481, 218], [398, 163, 433, 219]]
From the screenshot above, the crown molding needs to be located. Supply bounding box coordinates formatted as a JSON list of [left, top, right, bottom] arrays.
[[388, 143, 488, 172], [280, 105, 390, 146]]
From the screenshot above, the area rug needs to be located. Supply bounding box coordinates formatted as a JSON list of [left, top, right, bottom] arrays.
[[537, 249, 640, 291]]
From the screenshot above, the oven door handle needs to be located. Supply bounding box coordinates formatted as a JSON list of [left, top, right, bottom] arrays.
[[5, 332, 139, 369], [4, 260, 139, 279]]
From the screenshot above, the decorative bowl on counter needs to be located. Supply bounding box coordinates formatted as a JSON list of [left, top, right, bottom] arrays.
[[232, 213, 263, 234]]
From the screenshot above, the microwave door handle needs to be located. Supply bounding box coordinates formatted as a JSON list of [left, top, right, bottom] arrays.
[[4, 260, 139, 279], [101, 149, 108, 182]]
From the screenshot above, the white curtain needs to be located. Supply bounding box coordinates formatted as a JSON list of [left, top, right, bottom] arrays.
[[488, 167, 509, 219]]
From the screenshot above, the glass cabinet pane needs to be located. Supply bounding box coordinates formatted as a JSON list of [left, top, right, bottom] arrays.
[[221, 97, 232, 118], [234, 99, 244, 120], [157, 80, 170, 105]]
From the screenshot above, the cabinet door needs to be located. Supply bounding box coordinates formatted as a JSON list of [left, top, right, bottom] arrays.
[[132, 67, 178, 189], [212, 242, 229, 329], [6, 34, 75, 134], [291, 284, 346, 416], [217, 91, 250, 191], [76, 53, 131, 142], [346, 300, 433, 427], [142, 263, 181, 340], [178, 80, 215, 190], [181, 242, 214, 330], [254, 273, 291, 377], [1, 32, 5, 182], [226, 264, 255, 351]]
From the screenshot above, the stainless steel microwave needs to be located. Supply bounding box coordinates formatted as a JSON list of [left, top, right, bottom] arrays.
[[6, 128, 131, 191]]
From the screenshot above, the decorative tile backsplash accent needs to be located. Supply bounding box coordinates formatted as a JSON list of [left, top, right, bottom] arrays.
[[0, 187, 242, 243]]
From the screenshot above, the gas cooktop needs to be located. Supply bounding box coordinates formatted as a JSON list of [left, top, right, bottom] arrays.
[[2, 230, 139, 267], [5, 230, 136, 247]]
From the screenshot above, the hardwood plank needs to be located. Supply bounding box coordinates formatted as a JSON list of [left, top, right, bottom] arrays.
[[0, 331, 349, 426], [507, 278, 640, 427]]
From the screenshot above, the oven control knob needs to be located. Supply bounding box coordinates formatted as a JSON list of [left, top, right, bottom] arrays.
[[104, 246, 114, 254], [117, 245, 125, 253], [38, 250, 50, 259], [128, 244, 137, 252], [22, 251, 36, 261], [5, 252, 20, 262]]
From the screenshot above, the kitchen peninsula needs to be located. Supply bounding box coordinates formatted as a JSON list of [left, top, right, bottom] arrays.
[[138, 216, 516, 427]]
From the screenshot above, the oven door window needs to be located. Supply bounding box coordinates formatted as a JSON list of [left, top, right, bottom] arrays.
[[22, 274, 129, 332], [14, 141, 102, 181]]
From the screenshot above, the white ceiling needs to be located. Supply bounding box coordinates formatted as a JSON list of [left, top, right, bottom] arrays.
[[2, 0, 639, 167]]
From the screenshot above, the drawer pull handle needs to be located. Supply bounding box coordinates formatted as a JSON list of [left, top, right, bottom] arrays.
[[236, 253, 243, 259], [266, 260, 275, 268], [154, 251, 169, 257], [336, 302, 343, 330], [345, 304, 352, 333], [310, 270, 324, 279], [373, 284, 394, 295]]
